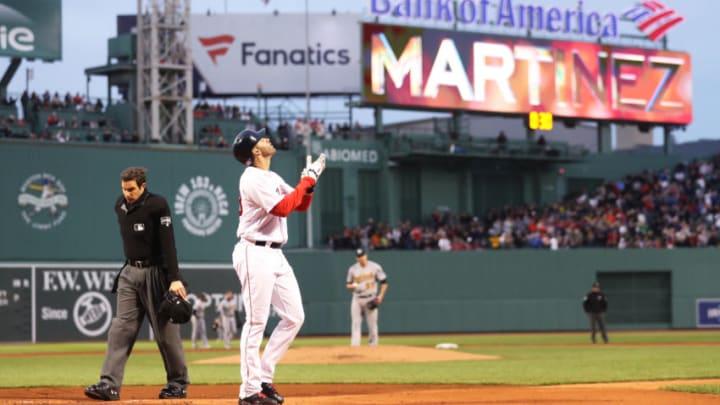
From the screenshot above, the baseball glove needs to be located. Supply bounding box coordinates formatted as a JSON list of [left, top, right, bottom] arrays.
[[366, 298, 380, 310]]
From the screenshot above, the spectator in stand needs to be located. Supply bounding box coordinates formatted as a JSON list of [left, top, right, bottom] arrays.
[[294, 117, 311, 144], [327, 154, 720, 251], [495, 130, 508, 153], [51, 92, 63, 108], [277, 120, 290, 150], [437, 229, 451, 251], [20, 90, 29, 119], [47, 112, 59, 127]]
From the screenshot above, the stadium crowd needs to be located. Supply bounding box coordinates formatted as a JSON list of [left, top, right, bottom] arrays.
[[3, 90, 369, 147], [330, 155, 720, 250], [197, 110, 367, 149]]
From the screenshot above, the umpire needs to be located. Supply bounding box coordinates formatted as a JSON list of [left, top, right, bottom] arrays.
[[85, 167, 189, 401], [583, 281, 609, 344]]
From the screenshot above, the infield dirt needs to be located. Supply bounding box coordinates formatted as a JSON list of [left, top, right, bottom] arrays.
[[2, 343, 720, 404]]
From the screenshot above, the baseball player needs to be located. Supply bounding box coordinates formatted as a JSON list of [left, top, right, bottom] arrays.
[[191, 293, 211, 349], [583, 281, 609, 343], [217, 291, 238, 349], [231, 128, 326, 405], [346, 248, 388, 346]]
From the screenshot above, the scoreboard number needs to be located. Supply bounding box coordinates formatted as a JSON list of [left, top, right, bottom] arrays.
[[528, 111, 553, 131]]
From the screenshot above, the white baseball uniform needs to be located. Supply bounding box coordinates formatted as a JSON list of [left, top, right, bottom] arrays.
[[347, 260, 387, 346], [232, 166, 306, 400]]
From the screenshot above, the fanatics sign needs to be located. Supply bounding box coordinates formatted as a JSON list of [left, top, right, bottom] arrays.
[[191, 14, 361, 95]]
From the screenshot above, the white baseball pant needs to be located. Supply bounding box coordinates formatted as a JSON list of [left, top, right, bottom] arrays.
[[232, 240, 304, 399]]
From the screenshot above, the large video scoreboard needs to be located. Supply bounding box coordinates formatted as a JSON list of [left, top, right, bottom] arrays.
[[361, 23, 692, 125]]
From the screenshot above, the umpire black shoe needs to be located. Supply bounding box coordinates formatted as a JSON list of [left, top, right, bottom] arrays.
[[84, 382, 119, 401], [158, 384, 187, 399], [239, 392, 278, 405], [261, 382, 285, 404]]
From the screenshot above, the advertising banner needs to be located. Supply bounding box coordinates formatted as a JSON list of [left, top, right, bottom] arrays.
[[367, 0, 687, 43], [0, 0, 62, 60], [310, 139, 385, 169], [36, 265, 120, 340], [33, 265, 243, 342], [0, 267, 32, 342], [696, 299, 720, 328], [361, 23, 692, 125], [191, 13, 361, 95]]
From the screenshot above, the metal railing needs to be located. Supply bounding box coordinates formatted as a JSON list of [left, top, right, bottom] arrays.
[[388, 134, 587, 159]]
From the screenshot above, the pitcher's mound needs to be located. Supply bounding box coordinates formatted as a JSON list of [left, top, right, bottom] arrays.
[[195, 345, 499, 365]]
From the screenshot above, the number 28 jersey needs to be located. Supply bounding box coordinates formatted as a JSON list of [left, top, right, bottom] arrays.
[[236, 166, 294, 245]]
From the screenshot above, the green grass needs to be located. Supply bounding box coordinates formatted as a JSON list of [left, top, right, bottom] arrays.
[[664, 384, 720, 395], [1, 331, 719, 388]]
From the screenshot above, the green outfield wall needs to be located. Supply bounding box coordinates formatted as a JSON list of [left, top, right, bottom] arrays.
[[0, 139, 569, 257], [2, 248, 719, 342], [288, 248, 720, 334], [0, 140, 306, 259], [2, 140, 719, 341]]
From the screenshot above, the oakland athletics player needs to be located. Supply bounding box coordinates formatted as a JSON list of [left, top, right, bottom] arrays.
[[217, 291, 238, 350], [231, 128, 325, 405], [191, 292, 211, 349], [346, 248, 388, 346]]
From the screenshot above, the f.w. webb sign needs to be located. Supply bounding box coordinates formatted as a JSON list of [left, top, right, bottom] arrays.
[[38, 267, 118, 339]]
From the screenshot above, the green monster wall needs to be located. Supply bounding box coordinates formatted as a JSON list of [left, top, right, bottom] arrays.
[[0, 140, 304, 260], [289, 248, 719, 334], [1, 140, 718, 337]]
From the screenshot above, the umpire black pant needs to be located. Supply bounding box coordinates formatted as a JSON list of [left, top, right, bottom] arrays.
[[99, 264, 189, 390], [587, 312, 608, 343]]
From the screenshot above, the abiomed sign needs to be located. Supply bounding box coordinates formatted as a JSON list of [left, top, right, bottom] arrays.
[[0, 0, 62, 60]]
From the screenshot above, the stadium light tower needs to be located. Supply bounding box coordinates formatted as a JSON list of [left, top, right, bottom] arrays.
[[136, 0, 194, 144]]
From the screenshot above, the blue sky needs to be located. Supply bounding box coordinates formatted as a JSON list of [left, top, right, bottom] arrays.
[[0, 0, 716, 144]]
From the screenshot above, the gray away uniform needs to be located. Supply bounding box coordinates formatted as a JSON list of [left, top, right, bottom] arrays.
[[191, 295, 211, 349], [217, 297, 238, 349], [346, 260, 387, 346]]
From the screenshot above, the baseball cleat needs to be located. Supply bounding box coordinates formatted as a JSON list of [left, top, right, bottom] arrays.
[[261, 382, 285, 404], [158, 384, 187, 399], [84, 382, 120, 401], [239, 392, 278, 405]]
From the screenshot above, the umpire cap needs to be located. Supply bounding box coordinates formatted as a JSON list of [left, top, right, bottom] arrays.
[[232, 128, 267, 165], [159, 291, 192, 324]]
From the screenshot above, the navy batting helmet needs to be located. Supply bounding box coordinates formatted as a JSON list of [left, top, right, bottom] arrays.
[[232, 128, 266, 164]]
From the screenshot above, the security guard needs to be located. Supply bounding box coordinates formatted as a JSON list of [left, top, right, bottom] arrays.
[[583, 281, 609, 344], [85, 166, 189, 401]]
